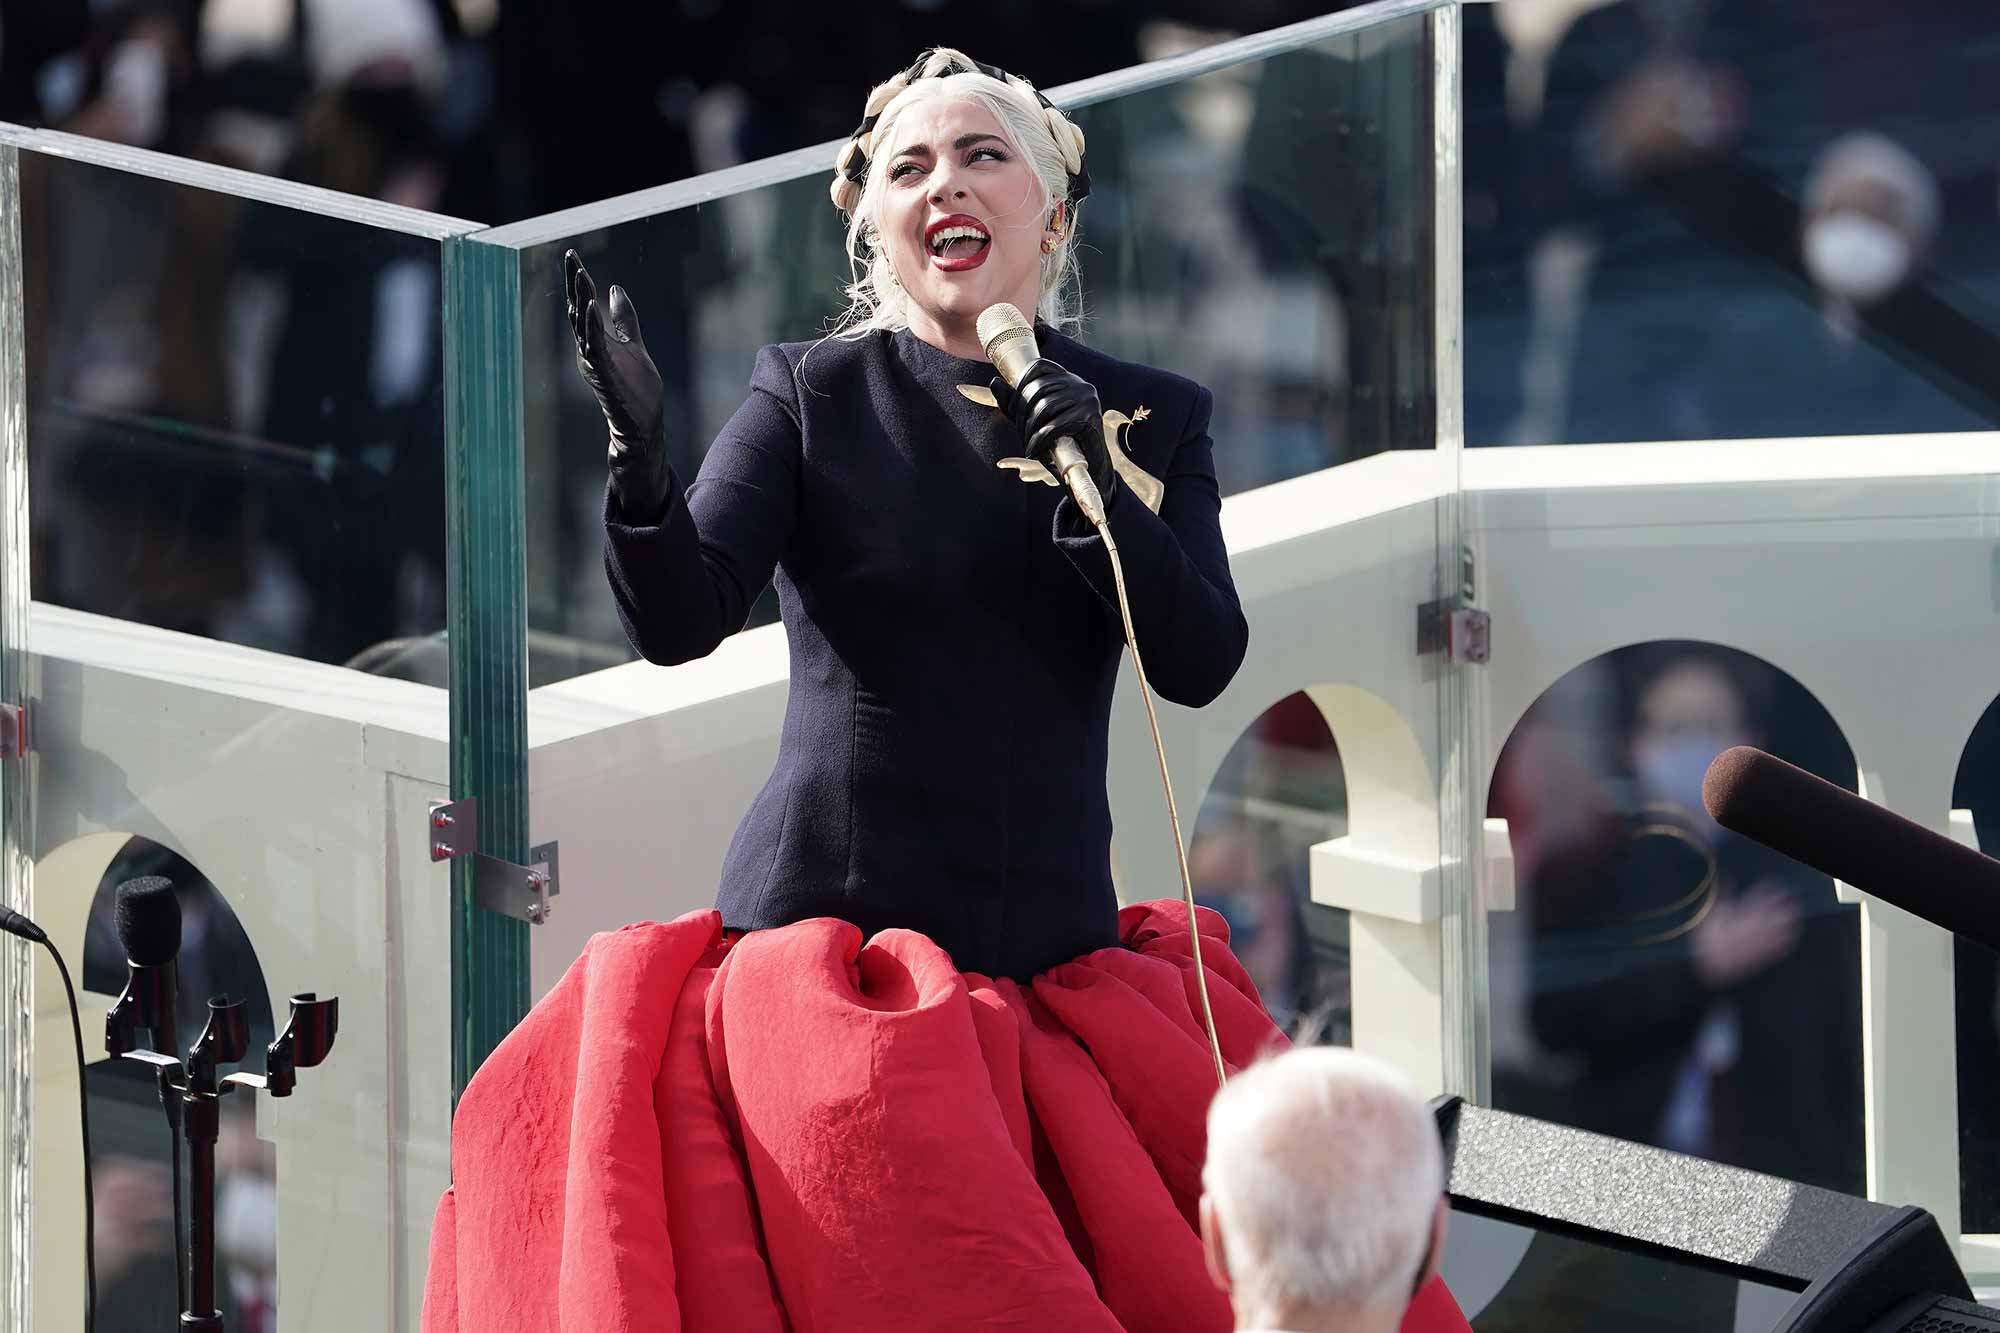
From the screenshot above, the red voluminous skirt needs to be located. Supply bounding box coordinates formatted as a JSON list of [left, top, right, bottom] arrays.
[[420, 901, 1470, 1332]]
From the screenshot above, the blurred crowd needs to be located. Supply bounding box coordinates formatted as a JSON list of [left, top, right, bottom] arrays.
[[8, 0, 1998, 673], [0, 0, 1367, 235], [0, 0, 1369, 678], [1462, 0, 2000, 445]]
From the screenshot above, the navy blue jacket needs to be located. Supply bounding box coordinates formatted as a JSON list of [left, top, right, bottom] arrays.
[[604, 326, 1248, 980]]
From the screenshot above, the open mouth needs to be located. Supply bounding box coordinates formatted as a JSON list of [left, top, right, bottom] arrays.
[[925, 214, 992, 271]]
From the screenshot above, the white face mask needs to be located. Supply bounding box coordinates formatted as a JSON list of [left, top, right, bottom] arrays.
[[1803, 213, 1912, 306], [1635, 736, 1721, 818]]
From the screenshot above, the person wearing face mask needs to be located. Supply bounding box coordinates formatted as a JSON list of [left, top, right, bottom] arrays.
[[1800, 132, 1939, 314], [1526, 650, 1863, 1195], [421, 47, 1470, 1333]]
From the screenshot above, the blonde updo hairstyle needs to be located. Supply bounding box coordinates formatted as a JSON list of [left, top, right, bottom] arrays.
[[827, 48, 1089, 339]]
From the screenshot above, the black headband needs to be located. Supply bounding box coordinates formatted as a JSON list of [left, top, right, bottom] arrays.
[[840, 53, 1092, 206]]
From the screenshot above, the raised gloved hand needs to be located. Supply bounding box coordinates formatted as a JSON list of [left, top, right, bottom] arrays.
[[564, 248, 669, 521], [990, 359, 1116, 500]]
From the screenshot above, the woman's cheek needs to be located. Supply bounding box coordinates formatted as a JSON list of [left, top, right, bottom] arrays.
[[880, 225, 915, 282]]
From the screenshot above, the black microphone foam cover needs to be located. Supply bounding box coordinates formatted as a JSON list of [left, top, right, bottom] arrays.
[[1703, 745, 2000, 949], [113, 876, 181, 966]]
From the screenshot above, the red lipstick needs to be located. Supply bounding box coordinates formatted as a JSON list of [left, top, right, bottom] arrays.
[[924, 213, 992, 272]]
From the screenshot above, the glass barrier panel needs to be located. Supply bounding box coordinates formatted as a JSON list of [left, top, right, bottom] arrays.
[[1468, 441, 2000, 1247], [0, 124, 476, 1333], [1460, 1, 2000, 447], [1460, 0, 2000, 1242], [1062, 10, 1445, 493]]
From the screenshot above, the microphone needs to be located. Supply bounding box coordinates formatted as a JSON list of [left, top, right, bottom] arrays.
[[105, 875, 193, 1320], [976, 302, 1107, 526], [106, 875, 182, 1057], [1703, 745, 2000, 950]]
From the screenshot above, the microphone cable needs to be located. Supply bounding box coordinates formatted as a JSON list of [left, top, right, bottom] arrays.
[[2, 910, 96, 1333], [974, 301, 1226, 1085], [1088, 518, 1230, 1088], [53, 943, 99, 1333]]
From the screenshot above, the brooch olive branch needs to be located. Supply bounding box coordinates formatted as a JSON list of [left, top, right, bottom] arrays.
[[956, 386, 1164, 513]]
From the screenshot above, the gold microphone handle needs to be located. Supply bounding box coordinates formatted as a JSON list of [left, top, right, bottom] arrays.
[[1050, 435, 1106, 525]]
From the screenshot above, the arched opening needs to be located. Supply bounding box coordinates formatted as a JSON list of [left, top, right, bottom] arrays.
[[1485, 640, 1863, 1196], [73, 837, 278, 1330], [1953, 695, 2000, 1230], [1188, 691, 1348, 1039]]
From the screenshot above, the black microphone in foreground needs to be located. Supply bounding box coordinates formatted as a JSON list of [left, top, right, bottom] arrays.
[[1, 907, 97, 1333], [103, 874, 192, 1317], [1703, 745, 2000, 950], [105, 875, 182, 1059]]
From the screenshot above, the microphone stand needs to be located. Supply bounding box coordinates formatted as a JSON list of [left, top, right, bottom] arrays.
[[109, 992, 339, 1330], [179, 1000, 240, 1332]]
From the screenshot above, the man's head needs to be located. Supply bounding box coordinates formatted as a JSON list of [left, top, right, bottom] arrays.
[[1200, 1048, 1446, 1329]]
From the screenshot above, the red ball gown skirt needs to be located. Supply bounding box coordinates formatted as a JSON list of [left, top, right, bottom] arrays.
[[419, 901, 1471, 1332]]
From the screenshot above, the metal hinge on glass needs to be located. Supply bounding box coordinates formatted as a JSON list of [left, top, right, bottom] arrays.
[[426, 797, 560, 925], [0, 702, 26, 759], [1416, 546, 1492, 665]]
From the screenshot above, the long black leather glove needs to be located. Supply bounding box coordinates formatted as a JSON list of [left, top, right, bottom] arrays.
[[564, 248, 669, 522], [990, 359, 1117, 500]]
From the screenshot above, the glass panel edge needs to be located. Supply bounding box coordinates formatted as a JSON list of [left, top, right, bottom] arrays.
[[0, 139, 29, 1333], [1053, 0, 1453, 109], [1429, 2, 1487, 1104], [443, 234, 530, 1097], [0, 122, 481, 240]]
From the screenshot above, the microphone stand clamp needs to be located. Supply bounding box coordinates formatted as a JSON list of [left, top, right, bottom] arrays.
[[113, 992, 340, 1330]]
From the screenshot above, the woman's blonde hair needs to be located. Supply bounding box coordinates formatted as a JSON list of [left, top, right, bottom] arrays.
[[825, 48, 1090, 339]]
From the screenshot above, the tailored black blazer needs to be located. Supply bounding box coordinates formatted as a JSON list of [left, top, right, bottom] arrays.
[[604, 325, 1248, 980]]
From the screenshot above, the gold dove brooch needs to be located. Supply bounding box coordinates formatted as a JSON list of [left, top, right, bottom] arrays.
[[957, 384, 1166, 514]]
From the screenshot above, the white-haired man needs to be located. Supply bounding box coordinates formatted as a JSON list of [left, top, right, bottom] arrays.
[[1201, 1047, 1449, 1333]]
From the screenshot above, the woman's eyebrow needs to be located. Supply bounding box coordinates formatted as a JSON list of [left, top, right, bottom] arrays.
[[894, 133, 1004, 161]]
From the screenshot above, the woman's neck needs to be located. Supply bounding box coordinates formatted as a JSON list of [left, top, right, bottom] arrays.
[[904, 287, 1043, 363], [904, 310, 989, 362]]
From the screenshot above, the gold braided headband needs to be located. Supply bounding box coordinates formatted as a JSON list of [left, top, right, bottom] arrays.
[[829, 48, 1090, 214]]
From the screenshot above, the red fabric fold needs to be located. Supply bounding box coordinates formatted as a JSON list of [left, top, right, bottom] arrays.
[[421, 903, 1472, 1333]]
